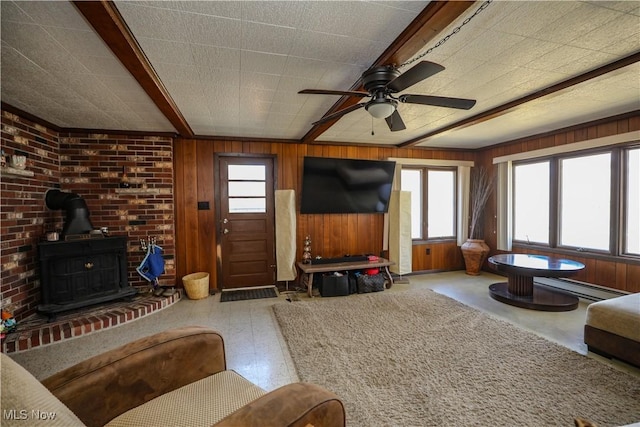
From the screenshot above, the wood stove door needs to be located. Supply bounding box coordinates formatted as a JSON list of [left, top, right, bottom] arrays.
[[216, 155, 276, 289], [37, 236, 135, 316]]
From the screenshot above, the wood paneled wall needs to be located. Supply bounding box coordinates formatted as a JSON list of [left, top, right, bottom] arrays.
[[173, 139, 474, 288], [412, 242, 465, 272], [478, 112, 640, 293]]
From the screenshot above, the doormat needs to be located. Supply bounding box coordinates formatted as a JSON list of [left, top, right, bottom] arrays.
[[220, 287, 278, 302]]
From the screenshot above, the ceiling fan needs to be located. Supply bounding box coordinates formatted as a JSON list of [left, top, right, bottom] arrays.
[[299, 61, 476, 132]]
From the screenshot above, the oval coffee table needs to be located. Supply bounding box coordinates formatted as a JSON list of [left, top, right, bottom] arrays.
[[488, 254, 585, 312]]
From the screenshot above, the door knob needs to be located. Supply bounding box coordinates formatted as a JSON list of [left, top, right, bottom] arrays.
[[222, 228, 229, 234]]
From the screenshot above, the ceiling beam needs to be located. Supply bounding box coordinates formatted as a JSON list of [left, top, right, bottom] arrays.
[[399, 51, 640, 148], [72, 1, 194, 137], [301, 1, 475, 144]]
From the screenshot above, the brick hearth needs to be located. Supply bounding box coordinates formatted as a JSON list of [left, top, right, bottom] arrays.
[[1, 291, 181, 354]]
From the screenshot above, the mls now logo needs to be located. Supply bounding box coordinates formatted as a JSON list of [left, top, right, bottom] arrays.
[[3, 409, 57, 420]]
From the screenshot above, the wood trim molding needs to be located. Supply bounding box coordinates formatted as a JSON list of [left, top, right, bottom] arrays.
[[301, 1, 475, 144], [399, 52, 640, 148], [480, 110, 639, 154], [72, 0, 194, 137], [492, 130, 640, 164]]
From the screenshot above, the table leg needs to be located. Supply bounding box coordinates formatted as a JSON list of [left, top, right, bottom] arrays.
[[307, 273, 314, 298], [507, 273, 533, 296], [383, 266, 394, 289]]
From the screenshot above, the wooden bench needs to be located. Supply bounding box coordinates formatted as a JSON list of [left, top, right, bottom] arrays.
[[297, 258, 394, 297]]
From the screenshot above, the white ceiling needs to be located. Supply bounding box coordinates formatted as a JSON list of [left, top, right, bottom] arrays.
[[1, 1, 639, 149]]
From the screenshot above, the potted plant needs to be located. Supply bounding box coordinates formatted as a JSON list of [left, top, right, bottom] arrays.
[[461, 166, 494, 275]]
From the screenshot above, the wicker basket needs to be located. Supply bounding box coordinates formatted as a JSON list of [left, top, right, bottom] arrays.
[[182, 272, 209, 300]]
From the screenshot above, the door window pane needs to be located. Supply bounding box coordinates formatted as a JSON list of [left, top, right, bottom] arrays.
[[514, 161, 550, 244], [401, 169, 422, 239], [427, 170, 455, 238], [228, 164, 266, 213], [560, 153, 611, 250], [626, 148, 640, 255], [228, 165, 265, 180], [228, 181, 265, 197]]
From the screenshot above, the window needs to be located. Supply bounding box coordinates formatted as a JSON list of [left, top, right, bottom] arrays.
[[559, 153, 611, 250], [625, 148, 640, 255], [510, 145, 638, 257], [513, 161, 550, 244], [427, 170, 456, 238], [401, 167, 456, 240], [227, 165, 266, 213]]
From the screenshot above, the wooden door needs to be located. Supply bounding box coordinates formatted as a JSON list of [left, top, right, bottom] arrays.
[[217, 155, 276, 289]]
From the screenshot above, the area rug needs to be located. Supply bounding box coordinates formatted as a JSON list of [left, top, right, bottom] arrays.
[[272, 290, 640, 426], [220, 287, 277, 302]]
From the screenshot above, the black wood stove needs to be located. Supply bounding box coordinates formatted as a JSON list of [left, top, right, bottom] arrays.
[[38, 190, 137, 319]]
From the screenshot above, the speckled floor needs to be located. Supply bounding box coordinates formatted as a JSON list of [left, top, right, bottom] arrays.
[[9, 271, 639, 387]]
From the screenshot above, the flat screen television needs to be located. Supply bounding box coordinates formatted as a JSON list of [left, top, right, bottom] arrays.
[[300, 157, 396, 214]]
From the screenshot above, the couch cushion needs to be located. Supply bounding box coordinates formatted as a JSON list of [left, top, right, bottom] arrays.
[[586, 293, 640, 341], [0, 353, 85, 427], [105, 370, 266, 427]]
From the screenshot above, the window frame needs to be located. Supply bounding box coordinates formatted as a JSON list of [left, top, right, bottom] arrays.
[[510, 144, 638, 259], [401, 165, 457, 243], [556, 150, 616, 254], [621, 145, 640, 256], [512, 158, 552, 246]]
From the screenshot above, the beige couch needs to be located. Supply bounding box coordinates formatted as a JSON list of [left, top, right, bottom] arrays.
[[584, 293, 640, 368], [1, 326, 345, 426]]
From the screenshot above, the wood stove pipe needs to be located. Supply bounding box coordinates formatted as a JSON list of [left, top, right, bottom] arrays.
[[45, 189, 94, 237]]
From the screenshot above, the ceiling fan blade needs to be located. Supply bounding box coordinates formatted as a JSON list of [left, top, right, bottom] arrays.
[[386, 61, 445, 93], [311, 103, 365, 126], [299, 89, 369, 97], [385, 110, 406, 132], [400, 94, 476, 110]]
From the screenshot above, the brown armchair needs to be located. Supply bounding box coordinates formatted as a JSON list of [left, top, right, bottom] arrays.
[[1, 326, 345, 427]]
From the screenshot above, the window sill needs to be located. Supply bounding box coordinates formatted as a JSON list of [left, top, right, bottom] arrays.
[[511, 243, 640, 265], [412, 238, 457, 245]]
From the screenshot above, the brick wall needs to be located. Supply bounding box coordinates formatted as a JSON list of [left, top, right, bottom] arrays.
[[1, 111, 61, 320], [58, 132, 176, 290], [1, 110, 177, 321]]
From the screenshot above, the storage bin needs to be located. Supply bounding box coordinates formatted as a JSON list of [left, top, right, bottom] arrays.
[[321, 274, 349, 297], [356, 273, 386, 293], [182, 272, 209, 300]]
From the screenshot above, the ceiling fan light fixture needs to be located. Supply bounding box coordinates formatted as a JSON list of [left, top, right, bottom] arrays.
[[366, 99, 397, 119]]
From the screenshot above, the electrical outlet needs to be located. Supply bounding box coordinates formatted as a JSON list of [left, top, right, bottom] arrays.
[[425, 248, 431, 255]]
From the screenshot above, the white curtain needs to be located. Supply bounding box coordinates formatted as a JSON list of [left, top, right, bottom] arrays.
[[275, 189, 297, 281]]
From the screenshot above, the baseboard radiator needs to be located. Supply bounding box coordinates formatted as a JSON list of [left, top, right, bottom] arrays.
[[534, 278, 628, 302]]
